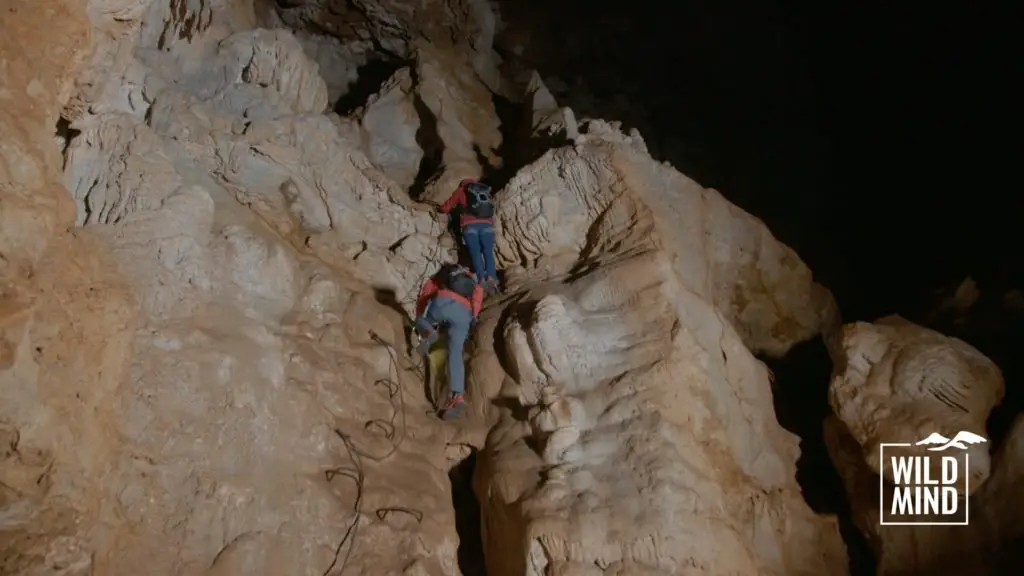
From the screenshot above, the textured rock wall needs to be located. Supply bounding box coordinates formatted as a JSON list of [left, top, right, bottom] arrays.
[[829, 316, 1004, 496], [3, 0, 854, 570], [5, 0, 468, 574], [13, 0, 1018, 575], [270, 0, 504, 92], [467, 121, 847, 575], [826, 315, 1024, 574], [1, 2, 134, 574]]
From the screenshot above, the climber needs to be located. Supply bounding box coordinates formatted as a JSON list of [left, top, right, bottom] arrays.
[[438, 178, 499, 294], [414, 263, 484, 420]]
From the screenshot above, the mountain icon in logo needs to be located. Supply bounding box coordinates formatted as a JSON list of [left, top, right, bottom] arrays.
[[914, 431, 988, 451]]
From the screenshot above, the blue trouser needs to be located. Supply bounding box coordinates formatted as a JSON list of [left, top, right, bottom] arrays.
[[415, 296, 473, 395], [462, 222, 496, 281]]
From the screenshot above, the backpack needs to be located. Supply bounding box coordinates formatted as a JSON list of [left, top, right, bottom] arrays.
[[465, 182, 494, 219], [442, 266, 477, 299]]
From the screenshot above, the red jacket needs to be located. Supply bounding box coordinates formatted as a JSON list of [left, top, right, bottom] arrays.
[[440, 179, 493, 228], [416, 275, 484, 319]]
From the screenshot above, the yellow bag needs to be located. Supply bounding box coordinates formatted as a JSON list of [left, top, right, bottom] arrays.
[[426, 333, 449, 408]]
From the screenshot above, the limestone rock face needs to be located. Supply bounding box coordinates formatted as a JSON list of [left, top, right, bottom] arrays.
[[0, 1, 131, 575], [292, 32, 372, 105], [829, 316, 1004, 496], [825, 316, 1024, 575], [468, 121, 847, 575], [414, 41, 504, 204], [269, 0, 503, 90], [269, 0, 508, 202], [491, 120, 837, 358], [8, 0, 972, 574], [350, 67, 424, 191], [4, 0, 467, 574]]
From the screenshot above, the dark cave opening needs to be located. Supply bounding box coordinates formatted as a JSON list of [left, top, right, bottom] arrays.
[[476, 92, 535, 193], [927, 275, 1024, 455], [449, 449, 486, 575], [497, 0, 1016, 321], [409, 92, 445, 201], [762, 338, 875, 575], [333, 57, 407, 116], [54, 116, 80, 160]]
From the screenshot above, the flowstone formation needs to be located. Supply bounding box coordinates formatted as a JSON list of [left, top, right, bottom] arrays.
[[826, 316, 1024, 574], [463, 120, 847, 575], [9, 0, 1016, 575]]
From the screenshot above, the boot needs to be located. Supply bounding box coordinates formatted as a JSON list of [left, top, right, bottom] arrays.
[[440, 392, 465, 421], [482, 277, 500, 295]]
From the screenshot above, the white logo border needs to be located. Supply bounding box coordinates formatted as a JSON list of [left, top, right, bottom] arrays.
[[879, 442, 971, 526]]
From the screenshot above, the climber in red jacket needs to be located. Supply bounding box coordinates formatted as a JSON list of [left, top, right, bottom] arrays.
[[439, 178, 499, 294], [414, 264, 484, 420]]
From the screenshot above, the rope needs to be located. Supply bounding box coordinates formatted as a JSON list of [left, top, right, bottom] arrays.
[[321, 330, 424, 576], [320, 210, 472, 574], [320, 433, 363, 576]]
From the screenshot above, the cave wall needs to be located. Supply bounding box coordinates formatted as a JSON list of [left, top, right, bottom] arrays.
[[469, 122, 847, 575], [2, 0, 1019, 574], [1, 1, 130, 572], [4, 0, 469, 573]]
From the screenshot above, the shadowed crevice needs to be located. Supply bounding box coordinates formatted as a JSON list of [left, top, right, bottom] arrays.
[[333, 58, 407, 116], [449, 449, 486, 575], [763, 336, 875, 576], [408, 93, 444, 201]]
